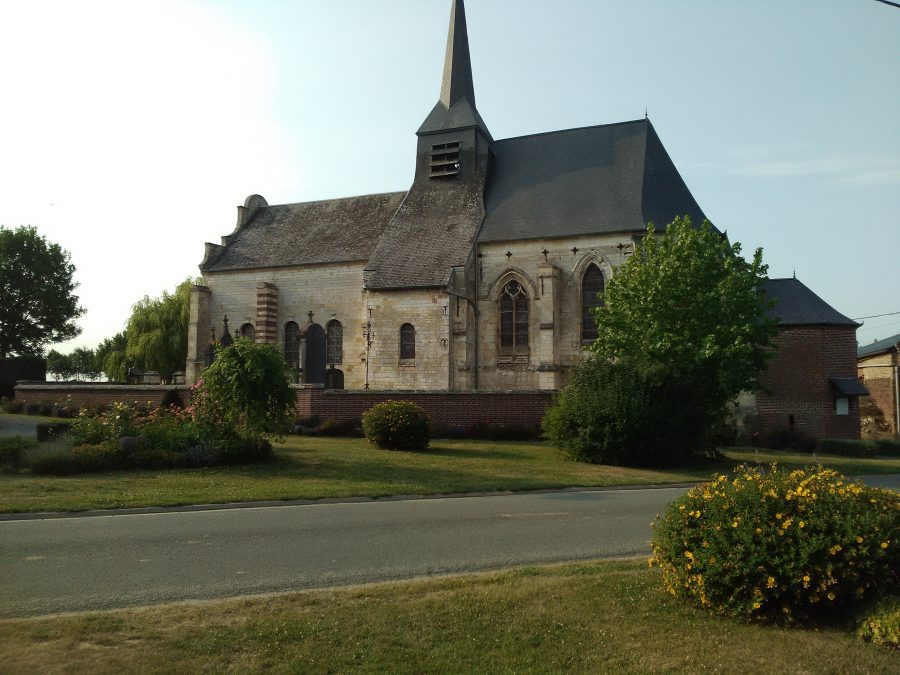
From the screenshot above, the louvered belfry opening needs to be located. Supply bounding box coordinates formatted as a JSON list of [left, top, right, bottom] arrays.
[[430, 141, 460, 178]]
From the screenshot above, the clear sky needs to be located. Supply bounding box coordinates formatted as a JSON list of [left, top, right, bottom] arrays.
[[2, 0, 898, 354]]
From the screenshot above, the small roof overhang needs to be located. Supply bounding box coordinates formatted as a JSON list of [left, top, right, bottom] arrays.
[[830, 378, 870, 397]]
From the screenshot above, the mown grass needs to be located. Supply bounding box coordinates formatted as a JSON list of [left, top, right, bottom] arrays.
[[0, 559, 894, 674], [0, 434, 898, 514]]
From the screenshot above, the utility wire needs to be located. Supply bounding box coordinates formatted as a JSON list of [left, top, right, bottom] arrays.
[[852, 310, 900, 321], [873, 0, 900, 8]]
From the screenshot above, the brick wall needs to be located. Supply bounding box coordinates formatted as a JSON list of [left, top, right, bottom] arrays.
[[13, 384, 191, 409], [295, 386, 552, 433], [757, 326, 860, 440]]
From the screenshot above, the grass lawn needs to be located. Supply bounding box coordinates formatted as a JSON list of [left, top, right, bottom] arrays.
[[0, 559, 894, 674], [1, 435, 898, 514]]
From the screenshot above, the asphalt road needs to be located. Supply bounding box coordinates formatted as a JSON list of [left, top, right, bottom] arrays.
[[0, 487, 683, 618]]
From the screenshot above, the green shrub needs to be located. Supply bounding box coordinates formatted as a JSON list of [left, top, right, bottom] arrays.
[[856, 596, 900, 649], [874, 439, 900, 457], [2, 399, 24, 414], [216, 437, 273, 464], [762, 427, 817, 453], [0, 435, 37, 468], [651, 465, 900, 623], [31, 443, 123, 475], [543, 359, 711, 467], [194, 340, 295, 439], [362, 400, 432, 451], [160, 388, 183, 410], [36, 422, 73, 442], [24, 403, 41, 415], [820, 439, 877, 458]]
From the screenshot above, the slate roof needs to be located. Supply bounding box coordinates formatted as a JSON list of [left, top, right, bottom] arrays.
[[363, 184, 484, 289], [830, 377, 869, 396], [858, 333, 900, 358], [762, 278, 858, 327], [478, 119, 709, 243], [201, 192, 406, 272]]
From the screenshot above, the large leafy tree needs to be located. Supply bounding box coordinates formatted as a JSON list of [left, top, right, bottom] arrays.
[[125, 280, 193, 384], [545, 217, 777, 466], [95, 332, 127, 382], [0, 226, 84, 357], [591, 217, 777, 408]]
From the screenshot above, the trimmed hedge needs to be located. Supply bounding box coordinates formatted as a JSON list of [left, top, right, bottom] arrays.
[[820, 439, 877, 458], [0, 435, 38, 469], [362, 400, 432, 451]]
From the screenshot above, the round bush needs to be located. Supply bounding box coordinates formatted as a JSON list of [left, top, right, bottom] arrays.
[[651, 464, 899, 623], [362, 401, 431, 451]]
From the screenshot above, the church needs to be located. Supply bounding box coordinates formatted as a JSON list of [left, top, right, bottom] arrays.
[[185, 0, 708, 392], [182, 0, 863, 443]]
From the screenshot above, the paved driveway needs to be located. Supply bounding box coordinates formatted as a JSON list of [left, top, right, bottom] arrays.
[[0, 414, 40, 438]]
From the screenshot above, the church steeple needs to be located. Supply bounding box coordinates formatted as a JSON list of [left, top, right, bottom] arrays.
[[418, 0, 491, 139], [440, 0, 476, 109]]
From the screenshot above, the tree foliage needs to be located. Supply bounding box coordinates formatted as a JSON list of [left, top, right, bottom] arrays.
[[545, 217, 777, 466], [0, 225, 84, 357], [95, 332, 127, 382], [195, 339, 295, 440], [125, 280, 193, 384], [592, 217, 777, 418]]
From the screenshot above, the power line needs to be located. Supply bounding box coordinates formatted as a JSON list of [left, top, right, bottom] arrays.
[[873, 0, 900, 8], [852, 310, 900, 320]]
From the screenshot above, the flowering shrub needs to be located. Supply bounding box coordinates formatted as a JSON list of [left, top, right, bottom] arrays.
[[71, 401, 141, 445], [651, 464, 900, 623], [362, 401, 431, 451], [856, 596, 900, 649]]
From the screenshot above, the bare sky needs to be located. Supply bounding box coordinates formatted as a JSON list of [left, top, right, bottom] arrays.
[[2, 0, 898, 353]]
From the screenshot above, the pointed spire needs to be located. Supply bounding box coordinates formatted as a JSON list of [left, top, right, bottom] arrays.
[[418, 0, 491, 138], [440, 0, 476, 109]]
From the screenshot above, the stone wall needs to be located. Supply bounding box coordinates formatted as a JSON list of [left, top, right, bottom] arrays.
[[858, 351, 898, 434], [757, 326, 861, 440], [294, 386, 552, 434]]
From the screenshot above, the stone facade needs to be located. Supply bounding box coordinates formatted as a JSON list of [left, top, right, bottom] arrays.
[[858, 345, 899, 435]]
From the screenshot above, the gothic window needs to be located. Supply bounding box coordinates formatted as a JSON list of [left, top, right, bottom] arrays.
[[400, 323, 416, 360], [284, 321, 300, 369], [326, 320, 343, 364], [581, 264, 605, 343], [240, 323, 255, 340], [499, 280, 529, 357]]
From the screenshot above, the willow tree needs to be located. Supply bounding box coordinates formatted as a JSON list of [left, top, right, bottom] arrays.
[[125, 280, 193, 384]]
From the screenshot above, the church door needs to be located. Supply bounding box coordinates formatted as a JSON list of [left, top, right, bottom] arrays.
[[304, 324, 327, 385]]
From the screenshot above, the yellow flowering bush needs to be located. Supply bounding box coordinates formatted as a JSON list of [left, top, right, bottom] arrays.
[[651, 464, 899, 622], [362, 400, 431, 451]]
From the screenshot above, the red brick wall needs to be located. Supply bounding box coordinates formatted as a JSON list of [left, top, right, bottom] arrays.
[[295, 387, 553, 433], [757, 326, 860, 440], [13, 384, 191, 410]]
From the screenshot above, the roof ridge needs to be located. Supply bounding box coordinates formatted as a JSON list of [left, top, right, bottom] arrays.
[[266, 190, 408, 210], [495, 118, 648, 144]]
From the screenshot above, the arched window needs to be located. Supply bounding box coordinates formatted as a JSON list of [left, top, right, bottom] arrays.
[[400, 323, 416, 360], [240, 322, 255, 340], [284, 321, 300, 369], [326, 320, 342, 364], [581, 264, 605, 343], [499, 280, 529, 357]]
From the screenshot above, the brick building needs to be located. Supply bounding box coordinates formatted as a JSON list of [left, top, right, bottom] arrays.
[[749, 278, 867, 440], [857, 334, 899, 435]]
